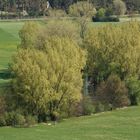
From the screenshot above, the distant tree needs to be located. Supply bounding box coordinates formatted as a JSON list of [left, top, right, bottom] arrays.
[[40, 0, 50, 16], [105, 8, 113, 17], [113, 0, 127, 15], [9, 0, 16, 12], [91, 0, 114, 8], [68, 1, 96, 18], [49, 0, 76, 10], [95, 8, 106, 18], [46, 9, 66, 17], [124, 0, 140, 13]]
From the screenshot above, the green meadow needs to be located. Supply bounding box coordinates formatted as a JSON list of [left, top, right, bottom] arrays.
[[0, 22, 24, 69], [0, 106, 140, 140], [0, 22, 24, 89]]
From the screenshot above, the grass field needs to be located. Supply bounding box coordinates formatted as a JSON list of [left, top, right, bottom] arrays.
[[0, 21, 24, 90], [0, 22, 24, 69], [0, 106, 140, 140]]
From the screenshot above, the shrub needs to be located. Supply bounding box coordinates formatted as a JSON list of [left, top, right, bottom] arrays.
[[0, 116, 6, 127], [4, 112, 15, 126], [0, 96, 6, 115], [50, 111, 60, 121], [4, 112, 25, 126], [125, 76, 140, 105], [82, 96, 95, 115], [96, 8, 106, 18], [92, 16, 119, 22], [38, 113, 50, 123], [25, 115, 37, 127], [96, 74, 130, 109], [14, 114, 25, 126], [93, 8, 119, 22], [95, 103, 105, 113], [105, 8, 114, 17]]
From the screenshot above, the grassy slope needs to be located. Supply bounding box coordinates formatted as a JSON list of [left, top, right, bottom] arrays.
[[0, 22, 24, 69], [0, 106, 140, 140], [0, 22, 24, 90]]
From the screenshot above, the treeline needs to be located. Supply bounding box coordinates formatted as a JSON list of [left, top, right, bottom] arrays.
[[0, 20, 140, 127], [0, 0, 140, 18]]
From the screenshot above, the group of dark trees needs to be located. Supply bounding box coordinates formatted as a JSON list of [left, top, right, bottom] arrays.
[[0, 0, 140, 18]]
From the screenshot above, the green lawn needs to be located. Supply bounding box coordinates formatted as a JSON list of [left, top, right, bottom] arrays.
[[0, 21, 24, 90], [0, 106, 140, 140], [0, 22, 24, 69]]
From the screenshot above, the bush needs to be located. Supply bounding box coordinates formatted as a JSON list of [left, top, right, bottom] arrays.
[[105, 8, 114, 17], [96, 8, 106, 18], [0, 96, 6, 115], [92, 16, 119, 22], [4, 112, 15, 126], [25, 115, 37, 127], [82, 96, 95, 115], [93, 8, 119, 22], [125, 76, 140, 105], [38, 113, 50, 123], [4, 112, 25, 126], [96, 74, 130, 109], [0, 112, 38, 127], [95, 103, 105, 113], [0, 116, 6, 127], [50, 111, 60, 121], [14, 114, 25, 126]]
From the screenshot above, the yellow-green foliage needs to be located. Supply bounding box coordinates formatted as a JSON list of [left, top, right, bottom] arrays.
[[84, 21, 140, 81], [43, 19, 81, 43], [68, 1, 96, 17], [47, 9, 67, 17], [19, 21, 42, 49], [11, 27, 86, 115]]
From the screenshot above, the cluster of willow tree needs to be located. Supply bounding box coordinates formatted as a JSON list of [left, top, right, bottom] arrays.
[[1, 20, 140, 127], [84, 22, 140, 109], [0, 0, 140, 18]]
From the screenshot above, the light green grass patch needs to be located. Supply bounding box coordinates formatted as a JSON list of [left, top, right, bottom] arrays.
[[0, 106, 140, 140]]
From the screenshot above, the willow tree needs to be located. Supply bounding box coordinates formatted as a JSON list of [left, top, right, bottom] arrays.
[[84, 21, 140, 88], [11, 35, 86, 117], [19, 21, 42, 49]]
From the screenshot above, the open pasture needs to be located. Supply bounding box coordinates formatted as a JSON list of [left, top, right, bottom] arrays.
[[0, 106, 140, 140], [0, 22, 24, 69]]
